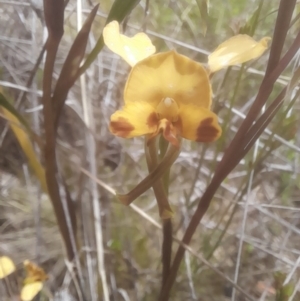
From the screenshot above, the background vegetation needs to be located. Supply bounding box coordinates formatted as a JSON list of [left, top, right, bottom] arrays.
[[0, 0, 300, 300]]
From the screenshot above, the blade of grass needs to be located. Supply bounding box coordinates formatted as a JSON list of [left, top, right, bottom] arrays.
[[0, 107, 47, 192], [195, 0, 209, 36], [42, 0, 77, 263], [52, 4, 99, 130], [0, 93, 43, 149]]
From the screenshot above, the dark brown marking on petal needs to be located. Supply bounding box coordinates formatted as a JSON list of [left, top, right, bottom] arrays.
[[196, 117, 220, 142], [200, 117, 213, 126], [147, 112, 159, 128], [110, 117, 134, 137]]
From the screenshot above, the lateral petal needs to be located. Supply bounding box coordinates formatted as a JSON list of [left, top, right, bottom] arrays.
[[110, 102, 158, 138], [178, 105, 222, 142], [208, 35, 271, 73], [21, 282, 43, 301]]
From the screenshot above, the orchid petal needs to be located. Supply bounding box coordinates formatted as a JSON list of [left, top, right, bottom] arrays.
[[103, 21, 156, 66], [208, 35, 271, 72]]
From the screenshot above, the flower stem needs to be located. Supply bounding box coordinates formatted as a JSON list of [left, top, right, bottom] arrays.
[[145, 136, 175, 290], [146, 137, 173, 218], [117, 141, 180, 206], [158, 136, 173, 291], [162, 219, 172, 287]]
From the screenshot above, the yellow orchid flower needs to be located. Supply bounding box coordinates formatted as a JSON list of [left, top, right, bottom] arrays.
[[103, 21, 221, 146], [20, 260, 48, 301], [109, 50, 221, 146], [102, 21, 269, 217]]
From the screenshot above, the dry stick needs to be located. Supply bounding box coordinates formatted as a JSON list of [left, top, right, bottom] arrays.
[[75, 4, 104, 301], [75, 3, 109, 301], [159, 2, 299, 300], [42, 0, 75, 261]]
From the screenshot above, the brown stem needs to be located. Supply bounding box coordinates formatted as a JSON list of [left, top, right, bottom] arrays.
[[118, 144, 180, 205], [162, 219, 172, 288], [146, 138, 173, 218], [145, 138, 173, 289]]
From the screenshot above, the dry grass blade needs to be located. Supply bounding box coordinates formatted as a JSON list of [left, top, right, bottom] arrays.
[[265, 0, 296, 76], [1, 106, 47, 192], [52, 4, 99, 129], [42, 0, 76, 262], [43, 0, 64, 39]]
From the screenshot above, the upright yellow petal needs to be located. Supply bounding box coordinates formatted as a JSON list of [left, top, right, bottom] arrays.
[[178, 105, 221, 142], [208, 35, 271, 73], [21, 282, 43, 301], [103, 21, 156, 66], [0, 256, 16, 279], [125, 51, 211, 108], [110, 102, 158, 138]]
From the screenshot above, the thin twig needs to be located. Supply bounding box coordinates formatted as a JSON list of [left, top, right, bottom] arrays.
[[76, 1, 109, 300]]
